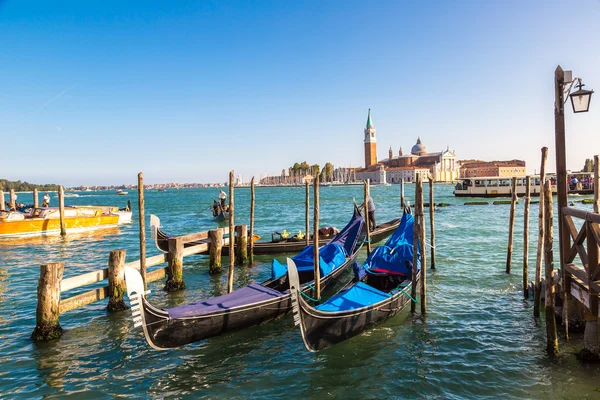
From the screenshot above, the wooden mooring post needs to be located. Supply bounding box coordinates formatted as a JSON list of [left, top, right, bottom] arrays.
[[418, 176, 427, 313], [58, 186, 66, 236], [249, 177, 255, 265], [0, 190, 4, 211], [313, 174, 320, 300], [595, 155, 599, 214], [523, 176, 531, 299], [107, 250, 128, 312], [411, 176, 420, 314], [305, 181, 310, 247], [429, 176, 436, 270], [544, 180, 558, 356], [534, 147, 548, 317], [364, 179, 371, 255], [235, 224, 248, 265], [138, 172, 147, 289], [400, 178, 405, 208], [505, 177, 517, 274], [165, 237, 185, 291], [227, 170, 235, 294], [33, 188, 39, 208], [209, 228, 223, 274], [10, 189, 16, 210], [31, 263, 64, 342]]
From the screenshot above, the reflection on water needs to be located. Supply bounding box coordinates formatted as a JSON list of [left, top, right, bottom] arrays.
[[1, 187, 600, 398]]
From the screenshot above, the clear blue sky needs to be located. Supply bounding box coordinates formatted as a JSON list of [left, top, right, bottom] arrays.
[[1, 0, 599, 186]]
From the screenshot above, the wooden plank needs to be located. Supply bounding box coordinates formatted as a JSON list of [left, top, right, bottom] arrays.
[[147, 266, 167, 283], [124, 253, 167, 269], [565, 216, 588, 266], [60, 286, 109, 314], [61, 269, 108, 293], [563, 206, 600, 224], [177, 230, 209, 244], [182, 243, 209, 257]]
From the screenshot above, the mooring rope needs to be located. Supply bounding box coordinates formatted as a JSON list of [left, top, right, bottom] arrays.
[[301, 283, 322, 302], [394, 283, 418, 303]]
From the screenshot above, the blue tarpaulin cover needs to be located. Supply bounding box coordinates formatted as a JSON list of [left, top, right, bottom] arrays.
[[316, 281, 391, 311]]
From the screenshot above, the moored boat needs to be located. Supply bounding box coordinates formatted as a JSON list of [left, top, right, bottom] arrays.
[[288, 207, 420, 352], [150, 213, 400, 255], [72, 205, 132, 224], [124, 207, 365, 349], [0, 207, 119, 238]]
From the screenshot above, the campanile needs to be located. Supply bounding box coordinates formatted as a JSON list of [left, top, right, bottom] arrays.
[[364, 109, 377, 168]]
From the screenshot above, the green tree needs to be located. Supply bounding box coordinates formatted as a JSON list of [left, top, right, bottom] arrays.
[[323, 162, 334, 182], [583, 158, 594, 172]]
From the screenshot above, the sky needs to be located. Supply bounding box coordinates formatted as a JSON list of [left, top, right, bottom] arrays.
[[1, 0, 600, 186]]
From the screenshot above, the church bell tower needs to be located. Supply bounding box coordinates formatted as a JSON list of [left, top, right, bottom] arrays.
[[364, 109, 377, 168]]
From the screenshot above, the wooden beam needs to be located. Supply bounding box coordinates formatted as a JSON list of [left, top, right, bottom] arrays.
[[61, 269, 108, 293]]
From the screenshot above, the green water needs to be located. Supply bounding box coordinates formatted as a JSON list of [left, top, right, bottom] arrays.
[[1, 185, 599, 399]]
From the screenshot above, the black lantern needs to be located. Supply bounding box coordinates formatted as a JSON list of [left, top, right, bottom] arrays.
[[569, 79, 594, 113]]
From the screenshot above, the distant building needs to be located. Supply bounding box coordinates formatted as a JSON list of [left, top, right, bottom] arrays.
[[354, 110, 459, 183], [459, 160, 526, 178]]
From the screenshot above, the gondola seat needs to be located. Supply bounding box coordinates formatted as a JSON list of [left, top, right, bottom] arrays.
[[315, 282, 391, 312]]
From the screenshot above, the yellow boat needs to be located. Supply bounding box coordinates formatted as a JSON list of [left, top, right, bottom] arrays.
[[0, 207, 120, 238]]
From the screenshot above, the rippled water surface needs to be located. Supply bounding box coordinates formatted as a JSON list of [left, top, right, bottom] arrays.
[[1, 185, 600, 399]]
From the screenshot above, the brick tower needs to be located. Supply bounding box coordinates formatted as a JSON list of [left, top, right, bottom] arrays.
[[364, 109, 377, 168]]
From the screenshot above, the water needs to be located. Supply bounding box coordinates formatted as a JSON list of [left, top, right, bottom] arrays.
[[1, 185, 600, 399]]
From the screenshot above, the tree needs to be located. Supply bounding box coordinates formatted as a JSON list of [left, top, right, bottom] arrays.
[[583, 158, 594, 173], [323, 162, 334, 182]]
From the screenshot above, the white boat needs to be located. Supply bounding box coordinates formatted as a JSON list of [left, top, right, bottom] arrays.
[[116, 189, 128, 196], [64, 193, 80, 198], [453, 173, 594, 198]]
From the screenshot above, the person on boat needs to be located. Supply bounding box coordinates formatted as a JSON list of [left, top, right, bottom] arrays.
[[210, 199, 220, 217], [42, 193, 50, 207], [360, 194, 376, 231], [219, 190, 227, 209]]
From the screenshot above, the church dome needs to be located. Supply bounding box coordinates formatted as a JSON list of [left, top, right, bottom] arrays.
[[411, 137, 427, 155]]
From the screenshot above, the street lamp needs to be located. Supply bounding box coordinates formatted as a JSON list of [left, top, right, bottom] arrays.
[[569, 79, 594, 113]]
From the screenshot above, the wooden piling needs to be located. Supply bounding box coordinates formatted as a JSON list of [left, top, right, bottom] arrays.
[[595, 155, 599, 214], [305, 181, 310, 247], [400, 178, 405, 208], [0, 190, 4, 211], [9, 188, 16, 210], [58, 186, 66, 236], [33, 188, 38, 208], [313, 174, 320, 300], [364, 179, 371, 255], [209, 228, 223, 274], [429, 176, 436, 270], [227, 171, 235, 294], [534, 147, 548, 318], [107, 250, 128, 312], [235, 224, 248, 265], [544, 180, 558, 356], [505, 177, 517, 274], [138, 173, 147, 289], [249, 177, 255, 265], [523, 176, 531, 299], [31, 262, 64, 342], [411, 177, 419, 314], [419, 176, 427, 313], [165, 237, 185, 292]]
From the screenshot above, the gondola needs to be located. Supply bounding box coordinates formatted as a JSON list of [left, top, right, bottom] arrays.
[[124, 207, 365, 350], [150, 214, 400, 256], [288, 207, 420, 352]]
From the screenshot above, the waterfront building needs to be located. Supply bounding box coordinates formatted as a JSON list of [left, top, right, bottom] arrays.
[[354, 110, 459, 183], [459, 160, 526, 178]]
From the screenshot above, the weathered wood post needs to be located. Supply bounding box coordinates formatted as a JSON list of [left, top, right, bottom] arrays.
[[429, 176, 436, 270], [235, 224, 248, 265], [419, 176, 427, 313], [595, 155, 599, 214], [523, 176, 531, 299], [138, 173, 147, 289], [227, 171, 235, 294], [0, 190, 4, 211], [249, 177, 255, 265], [305, 181, 310, 247], [364, 179, 372, 255], [411, 176, 419, 314], [165, 237, 185, 292], [33, 188, 39, 208], [506, 177, 517, 274], [400, 178, 405, 208], [58, 186, 66, 236], [107, 250, 128, 312], [313, 174, 320, 300], [544, 180, 558, 356], [209, 228, 223, 274], [534, 147, 548, 317], [9, 188, 16, 210], [583, 205, 600, 359], [31, 262, 64, 342]]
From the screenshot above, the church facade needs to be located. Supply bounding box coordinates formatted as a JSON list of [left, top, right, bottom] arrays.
[[355, 110, 459, 183]]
